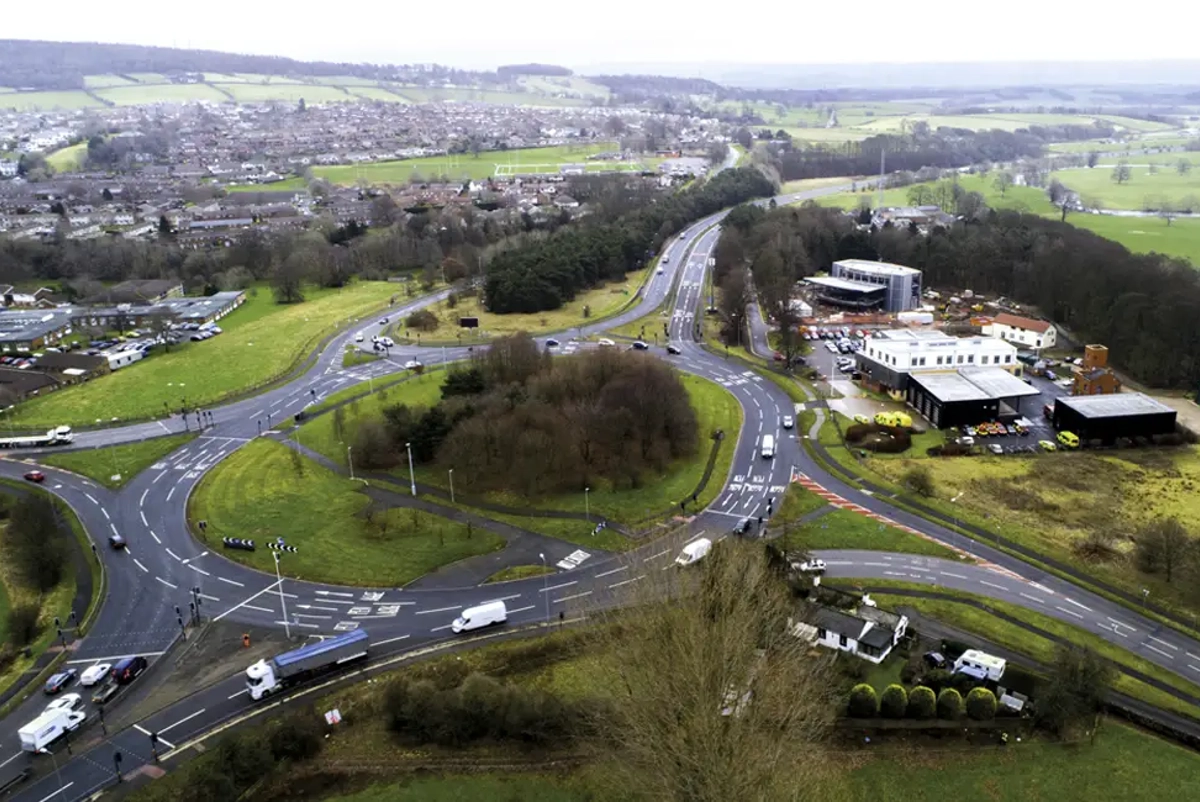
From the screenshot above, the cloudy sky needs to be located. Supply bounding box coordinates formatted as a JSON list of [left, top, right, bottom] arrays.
[[21, 0, 1195, 71]]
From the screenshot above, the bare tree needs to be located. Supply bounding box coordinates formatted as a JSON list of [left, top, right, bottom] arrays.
[[586, 543, 835, 802], [1159, 201, 1178, 228], [1135, 517, 1192, 582], [148, 309, 177, 352], [992, 171, 1013, 197], [1111, 162, 1132, 185], [1177, 159, 1193, 177]]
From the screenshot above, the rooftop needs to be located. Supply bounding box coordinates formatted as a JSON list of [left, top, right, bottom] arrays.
[[804, 276, 886, 294], [833, 258, 921, 277], [1058, 392, 1176, 419], [0, 309, 73, 342], [156, 291, 245, 321], [957, 367, 1040, 399], [993, 312, 1053, 334], [910, 372, 992, 403]]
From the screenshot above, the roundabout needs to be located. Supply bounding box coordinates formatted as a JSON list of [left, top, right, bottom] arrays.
[[4, 178, 1200, 800]]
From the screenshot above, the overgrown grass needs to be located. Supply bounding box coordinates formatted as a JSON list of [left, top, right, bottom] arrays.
[[37, 433, 197, 488], [9, 282, 407, 429], [187, 439, 504, 586]]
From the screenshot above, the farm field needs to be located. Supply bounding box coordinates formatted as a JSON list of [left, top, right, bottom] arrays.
[[395, 86, 586, 106], [1051, 165, 1200, 210], [218, 82, 352, 104], [188, 439, 503, 586], [517, 75, 611, 99], [311, 141, 629, 184], [82, 74, 136, 88], [45, 141, 87, 171], [124, 72, 170, 83], [0, 91, 99, 111], [96, 84, 228, 105], [346, 86, 409, 103], [7, 282, 405, 429], [781, 176, 861, 194], [1096, 152, 1200, 166]]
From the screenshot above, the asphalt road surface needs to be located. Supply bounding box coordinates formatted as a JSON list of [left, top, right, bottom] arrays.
[[5, 172, 1200, 801]]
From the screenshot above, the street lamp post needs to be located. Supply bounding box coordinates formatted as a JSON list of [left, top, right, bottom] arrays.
[[539, 552, 550, 625], [406, 442, 416, 496], [448, 468, 455, 504], [274, 552, 291, 640], [347, 446, 355, 481], [584, 487, 590, 523]]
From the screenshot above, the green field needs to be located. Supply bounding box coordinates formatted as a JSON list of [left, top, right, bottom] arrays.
[[517, 75, 611, 99], [1050, 165, 1200, 210], [38, 433, 197, 488], [1096, 152, 1199, 166], [346, 86, 409, 103], [311, 142, 629, 184], [395, 86, 587, 106], [219, 83, 352, 104], [188, 439, 504, 586], [45, 141, 86, 172], [9, 282, 404, 429], [82, 74, 136, 88], [96, 84, 228, 105], [0, 91, 99, 111]]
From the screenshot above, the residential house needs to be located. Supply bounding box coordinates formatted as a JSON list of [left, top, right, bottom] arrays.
[[792, 595, 909, 664], [986, 312, 1057, 351]]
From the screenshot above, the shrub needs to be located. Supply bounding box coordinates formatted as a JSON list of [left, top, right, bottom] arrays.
[[847, 683, 878, 718], [899, 656, 921, 685], [880, 684, 908, 719], [950, 671, 977, 694], [901, 464, 936, 497], [269, 708, 325, 762], [923, 668, 953, 693], [937, 688, 963, 720], [213, 733, 273, 787], [7, 603, 40, 648], [406, 308, 439, 332], [940, 639, 971, 659], [966, 687, 998, 720], [907, 686, 937, 719]]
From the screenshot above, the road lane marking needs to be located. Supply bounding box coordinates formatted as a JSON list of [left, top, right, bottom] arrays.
[[156, 577, 178, 589], [66, 650, 166, 665], [85, 493, 98, 505], [431, 624, 454, 632], [101, 508, 110, 520], [555, 591, 593, 604], [243, 604, 274, 613], [294, 613, 332, 620], [1146, 644, 1174, 659], [187, 564, 211, 576], [159, 708, 207, 735], [540, 581, 577, 593], [646, 549, 670, 561], [217, 577, 245, 587], [610, 575, 645, 589], [198, 593, 220, 602], [939, 572, 968, 580], [595, 566, 626, 579], [150, 529, 161, 544], [316, 590, 354, 597], [166, 485, 176, 502], [374, 635, 411, 647], [133, 558, 148, 573], [166, 548, 181, 561], [277, 620, 318, 628], [140, 489, 148, 507], [1108, 617, 1138, 631], [415, 605, 460, 616], [35, 781, 74, 801], [212, 579, 284, 622], [1149, 636, 1178, 651], [134, 724, 176, 750], [1063, 597, 1093, 612], [228, 689, 248, 700], [980, 580, 1008, 591], [0, 751, 25, 769], [495, 594, 523, 602], [1055, 605, 1083, 620], [508, 605, 536, 615], [1019, 593, 1046, 605], [1189, 665, 1200, 674]]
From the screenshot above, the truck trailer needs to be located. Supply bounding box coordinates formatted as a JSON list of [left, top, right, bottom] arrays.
[[246, 628, 369, 700], [0, 426, 73, 449]]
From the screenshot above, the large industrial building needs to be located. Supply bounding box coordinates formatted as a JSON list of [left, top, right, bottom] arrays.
[[1052, 394, 1177, 444], [906, 368, 1040, 429], [856, 329, 1021, 392], [804, 259, 922, 313]]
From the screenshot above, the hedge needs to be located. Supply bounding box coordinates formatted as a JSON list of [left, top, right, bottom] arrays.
[[880, 684, 908, 719], [907, 686, 936, 719], [966, 687, 998, 721], [937, 687, 963, 720], [848, 683, 879, 718]]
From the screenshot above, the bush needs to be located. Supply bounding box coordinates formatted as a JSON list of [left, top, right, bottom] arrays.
[[901, 464, 936, 497], [950, 671, 977, 694], [406, 308, 439, 332], [213, 733, 273, 788], [966, 687, 998, 720], [269, 708, 325, 762], [847, 683, 879, 718], [940, 639, 971, 659], [7, 603, 41, 648], [880, 684, 908, 718], [923, 668, 953, 693], [907, 686, 937, 719], [937, 687, 963, 720]]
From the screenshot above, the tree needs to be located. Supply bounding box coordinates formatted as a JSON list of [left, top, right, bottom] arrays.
[[1037, 645, 1114, 737], [1086, 151, 1100, 169], [587, 543, 836, 801], [271, 253, 307, 304], [880, 684, 908, 719], [1111, 161, 1132, 185], [9, 495, 67, 593], [907, 686, 936, 719], [148, 310, 177, 352], [848, 683, 878, 717], [1160, 201, 1179, 228], [1177, 159, 1193, 176], [1134, 516, 1192, 583], [906, 185, 933, 206], [901, 465, 936, 498], [992, 171, 1013, 197], [936, 687, 963, 719], [965, 687, 997, 720], [157, 214, 174, 236]]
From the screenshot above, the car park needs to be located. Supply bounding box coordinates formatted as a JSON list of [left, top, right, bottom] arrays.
[[44, 669, 76, 695], [44, 693, 83, 714], [23, 471, 45, 483], [80, 663, 112, 687]]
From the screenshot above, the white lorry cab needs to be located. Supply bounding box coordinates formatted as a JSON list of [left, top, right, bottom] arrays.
[[675, 537, 712, 567], [246, 628, 369, 700], [19, 708, 85, 753], [451, 600, 507, 634], [760, 435, 775, 459]]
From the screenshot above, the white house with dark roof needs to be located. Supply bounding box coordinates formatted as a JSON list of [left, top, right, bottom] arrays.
[[985, 312, 1057, 351], [790, 595, 909, 664]]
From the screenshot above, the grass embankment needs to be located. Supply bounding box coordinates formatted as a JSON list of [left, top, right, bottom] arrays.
[[297, 370, 742, 547], [839, 579, 1200, 721], [38, 433, 197, 488], [130, 621, 1200, 802], [10, 282, 408, 429], [187, 439, 504, 586], [393, 266, 650, 346]]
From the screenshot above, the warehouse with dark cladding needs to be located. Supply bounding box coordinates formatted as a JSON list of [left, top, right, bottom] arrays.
[[1051, 393, 1177, 443]]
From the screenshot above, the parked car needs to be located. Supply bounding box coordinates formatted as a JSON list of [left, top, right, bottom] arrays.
[[1038, 440, 1058, 452], [23, 471, 45, 483], [988, 443, 1004, 455], [91, 682, 119, 705], [794, 559, 826, 574], [923, 651, 947, 669], [44, 669, 77, 695], [79, 663, 113, 687]]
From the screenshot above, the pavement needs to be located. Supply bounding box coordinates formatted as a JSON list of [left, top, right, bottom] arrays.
[[4, 167, 1200, 800]]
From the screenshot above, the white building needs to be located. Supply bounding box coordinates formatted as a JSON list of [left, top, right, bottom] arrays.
[[985, 312, 1057, 351], [856, 329, 1020, 394], [0, 161, 18, 178], [792, 596, 909, 665], [831, 259, 923, 312]]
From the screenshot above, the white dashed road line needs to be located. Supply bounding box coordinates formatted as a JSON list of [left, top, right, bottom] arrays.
[[415, 605, 460, 616], [133, 559, 148, 573], [217, 576, 245, 587], [156, 577, 178, 590], [1055, 605, 1083, 620]]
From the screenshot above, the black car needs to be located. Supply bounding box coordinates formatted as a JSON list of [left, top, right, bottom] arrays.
[[666, 344, 682, 355], [44, 668, 77, 695], [545, 338, 560, 348], [111, 655, 148, 685], [923, 651, 947, 669], [732, 518, 753, 536], [632, 340, 649, 350], [109, 533, 127, 549]]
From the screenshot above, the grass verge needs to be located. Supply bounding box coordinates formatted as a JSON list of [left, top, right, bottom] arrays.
[[187, 439, 504, 586], [484, 565, 557, 584], [38, 433, 197, 488]]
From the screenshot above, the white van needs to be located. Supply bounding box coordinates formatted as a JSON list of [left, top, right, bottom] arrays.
[[19, 708, 85, 753], [675, 537, 712, 567], [760, 435, 775, 459], [451, 600, 507, 634]]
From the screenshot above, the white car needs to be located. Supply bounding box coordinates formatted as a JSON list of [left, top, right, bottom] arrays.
[[403, 360, 423, 370], [988, 443, 1004, 455], [794, 559, 827, 574], [597, 338, 615, 347], [45, 693, 84, 713], [355, 333, 364, 343], [79, 663, 112, 687], [782, 415, 794, 429]]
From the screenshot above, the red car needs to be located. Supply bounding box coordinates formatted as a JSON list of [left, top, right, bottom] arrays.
[[23, 471, 45, 483], [773, 351, 785, 362]]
